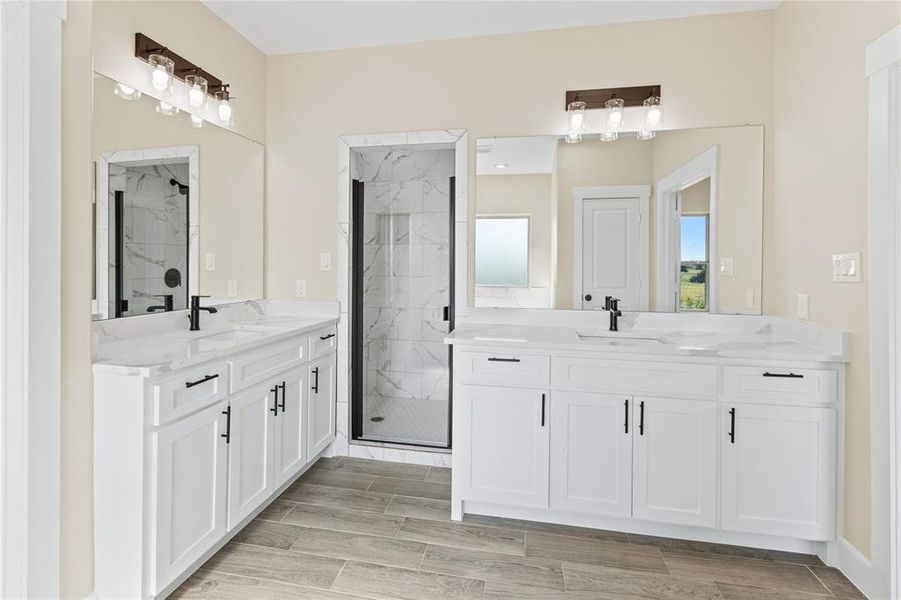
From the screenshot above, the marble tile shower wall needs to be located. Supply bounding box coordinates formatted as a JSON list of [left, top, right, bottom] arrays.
[[356, 148, 454, 414], [108, 163, 189, 316]]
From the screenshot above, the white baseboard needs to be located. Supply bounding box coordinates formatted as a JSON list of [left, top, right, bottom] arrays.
[[838, 538, 872, 599]]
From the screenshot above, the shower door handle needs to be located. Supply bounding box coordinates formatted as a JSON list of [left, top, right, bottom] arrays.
[[442, 306, 450, 322]]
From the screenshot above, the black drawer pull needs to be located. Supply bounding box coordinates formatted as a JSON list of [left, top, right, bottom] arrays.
[[312, 367, 320, 393], [638, 401, 645, 436], [624, 399, 629, 434], [270, 385, 279, 416], [185, 373, 219, 388], [278, 382, 286, 411], [540, 393, 546, 427], [762, 372, 804, 378], [221, 406, 231, 444], [487, 357, 520, 363], [729, 407, 736, 443], [319, 333, 336, 341]]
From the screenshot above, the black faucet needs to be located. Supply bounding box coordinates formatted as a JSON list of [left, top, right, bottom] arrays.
[[147, 294, 174, 313], [605, 296, 622, 332], [188, 295, 218, 331]]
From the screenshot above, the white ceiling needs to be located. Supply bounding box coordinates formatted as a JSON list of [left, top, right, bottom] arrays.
[[203, 1, 779, 55], [476, 136, 558, 175]]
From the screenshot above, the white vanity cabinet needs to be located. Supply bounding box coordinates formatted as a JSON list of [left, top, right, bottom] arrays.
[[451, 343, 842, 554], [94, 322, 338, 600]]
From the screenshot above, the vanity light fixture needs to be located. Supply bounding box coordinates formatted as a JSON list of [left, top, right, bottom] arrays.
[[636, 130, 656, 141], [215, 85, 233, 125], [601, 131, 618, 143], [113, 82, 141, 101], [190, 114, 204, 128], [604, 96, 624, 135], [148, 54, 175, 95], [566, 100, 587, 144], [185, 74, 208, 109], [643, 88, 663, 132], [156, 101, 179, 116]]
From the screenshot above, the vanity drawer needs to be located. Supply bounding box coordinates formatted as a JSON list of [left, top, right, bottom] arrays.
[[454, 350, 550, 387], [310, 325, 338, 359], [554, 357, 717, 397], [229, 336, 307, 392], [722, 366, 837, 405], [151, 362, 230, 426]]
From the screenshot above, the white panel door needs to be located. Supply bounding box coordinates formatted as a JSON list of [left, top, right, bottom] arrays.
[[227, 383, 276, 530], [632, 397, 717, 527], [550, 392, 632, 517], [152, 400, 229, 594], [721, 403, 836, 540], [581, 197, 643, 310], [458, 385, 549, 508], [307, 354, 336, 459], [272, 365, 308, 488]]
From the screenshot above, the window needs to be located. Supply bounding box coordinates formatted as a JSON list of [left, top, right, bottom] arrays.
[[680, 214, 709, 311], [475, 216, 529, 287]]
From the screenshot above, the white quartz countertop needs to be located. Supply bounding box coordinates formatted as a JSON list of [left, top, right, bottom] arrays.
[[444, 323, 848, 363], [93, 314, 337, 377]]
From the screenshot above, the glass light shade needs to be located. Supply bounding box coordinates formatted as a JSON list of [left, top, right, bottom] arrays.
[[601, 131, 618, 142], [148, 54, 174, 95], [637, 129, 656, 141], [156, 101, 178, 116], [643, 94, 662, 131], [217, 98, 232, 124], [185, 74, 208, 109], [190, 114, 204, 128], [566, 100, 587, 144], [605, 97, 624, 133], [113, 83, 141, 101]]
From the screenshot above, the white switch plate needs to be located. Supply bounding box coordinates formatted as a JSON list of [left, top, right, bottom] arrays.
[[320, 252, 332, 272], [205, 253, 216, 271], [720, 258, 735, 277], [295, 279, 307, 298], [797, 293, 810, 320], [832, 252, 862, 282], [745, 288, 755, 309], [227, 279, 238, 297]]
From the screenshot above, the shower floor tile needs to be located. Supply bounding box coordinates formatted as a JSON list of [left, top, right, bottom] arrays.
[[362, 395, 449, 447]]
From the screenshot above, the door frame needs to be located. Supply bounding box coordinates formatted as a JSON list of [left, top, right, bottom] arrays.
[[572, 185, 650, 311], [655, 145, 719, 313]]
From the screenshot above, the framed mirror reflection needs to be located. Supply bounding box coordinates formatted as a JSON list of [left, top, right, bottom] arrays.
[[473, 126, 764, 314]]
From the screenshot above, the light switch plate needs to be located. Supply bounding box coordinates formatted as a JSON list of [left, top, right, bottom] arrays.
[[227, 279, 238, 297], [720, 258, 735, 277], [320, 252, 332, 272], [832, 252, 862, 282], [205, 253, 216, 271], [797, 293, 809, 320], [295, 279, 307, 298]]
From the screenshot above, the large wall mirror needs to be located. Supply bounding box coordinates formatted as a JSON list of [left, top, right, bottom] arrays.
[[474, 126, 764, 314], [91, 73, 264, 320]]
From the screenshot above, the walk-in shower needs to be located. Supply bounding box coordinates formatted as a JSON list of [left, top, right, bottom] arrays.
[[350, 145, 455, 448]]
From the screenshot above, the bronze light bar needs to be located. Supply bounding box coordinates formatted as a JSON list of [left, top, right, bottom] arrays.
[[565, 85, 661, 110], [134, 32, 228, 95]]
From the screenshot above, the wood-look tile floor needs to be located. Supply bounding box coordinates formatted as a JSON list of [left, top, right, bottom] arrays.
[[172, 457, 864, 600]]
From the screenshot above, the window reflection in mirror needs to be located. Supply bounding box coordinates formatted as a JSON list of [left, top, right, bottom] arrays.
[[475, 216, 530, 287]]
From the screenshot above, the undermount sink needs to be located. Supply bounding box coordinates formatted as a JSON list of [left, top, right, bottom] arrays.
[[576, 331, 663, 346], [191, 328, 267, 348]]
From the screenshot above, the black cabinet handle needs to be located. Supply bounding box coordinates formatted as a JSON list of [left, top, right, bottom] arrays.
[[540, 393, 546, 427], [278, 382, 286, 411], [221, 406, 231, 443], [624, 399, 629, 434], [487, 357, 520, 363], [185, 373, 218, 388], [442, 306, 450, 322], [762, 372, 804, 379], [312, 367, 320, 393], [584, 294, 592, 301], [639, 401, 645, 436], [319, 333, 336, 341], [729, 407, 736, 443], [270, 385, 279, 416]]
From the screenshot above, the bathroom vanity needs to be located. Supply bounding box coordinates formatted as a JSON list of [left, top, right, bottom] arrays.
[[92, 302, 337, 599], [447, 315, 847, 558]]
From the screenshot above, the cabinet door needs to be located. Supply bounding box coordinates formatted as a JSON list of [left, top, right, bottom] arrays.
[[550, 392, 632, 517], [272, 365, 308, 488], [721, 403, 836, 540], [152, 400, 229, 594], [632, 397, 717, 527], [307, 354, 336, 459], [227, 383, 277, 530], [457, 385, 549, 508]]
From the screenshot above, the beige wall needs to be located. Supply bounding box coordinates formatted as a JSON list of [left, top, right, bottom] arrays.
[[771, 0, 900, 558], [681, 178, 710, 214], [476, 174, 554, 290], [266, 10, 775, 303]]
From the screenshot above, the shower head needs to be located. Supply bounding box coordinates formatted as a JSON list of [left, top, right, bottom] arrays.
[[169, 178, 189, 196]]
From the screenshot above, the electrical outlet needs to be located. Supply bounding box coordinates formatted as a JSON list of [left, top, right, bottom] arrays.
[[320, 252, 332, 272], [227, 278, 238, 297], [205, 253, 216, 271], [720, 258, 735, 277], [745, 288, 755, 309], [295, 279, 307, 298], [832, 252, 862, 282], [797, 293, 810, 320]]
